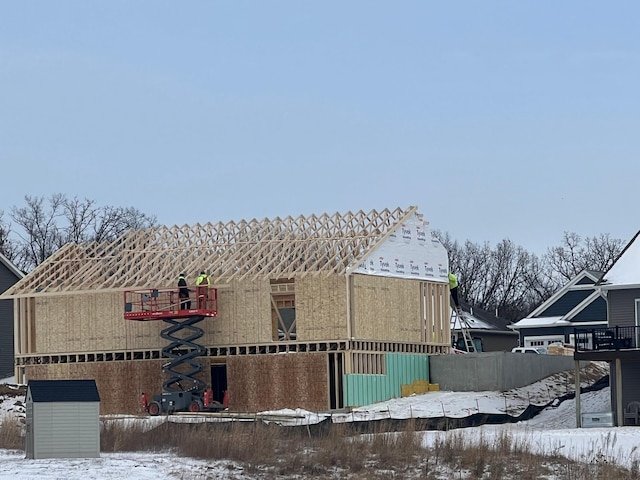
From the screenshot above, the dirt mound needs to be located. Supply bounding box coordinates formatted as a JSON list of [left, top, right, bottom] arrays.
[[0, 384, 26, 397]]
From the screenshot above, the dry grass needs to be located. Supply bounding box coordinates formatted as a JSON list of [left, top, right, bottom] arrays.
[[0, 416, 23, 449], [96, 420, 640, 479]]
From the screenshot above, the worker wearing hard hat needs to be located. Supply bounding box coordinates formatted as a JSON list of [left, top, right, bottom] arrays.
[[195, 271, 210, 308], [177, 273, 191, 310]]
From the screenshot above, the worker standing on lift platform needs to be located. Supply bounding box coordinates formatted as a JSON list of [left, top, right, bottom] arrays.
[[195, 270, 210, 309], [178, 273, 191, 310]]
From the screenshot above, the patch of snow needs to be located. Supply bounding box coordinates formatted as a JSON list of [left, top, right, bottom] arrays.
[[1, 361, 636, 477]]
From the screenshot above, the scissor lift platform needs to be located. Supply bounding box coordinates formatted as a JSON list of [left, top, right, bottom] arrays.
[[124, 287, 217, 321]]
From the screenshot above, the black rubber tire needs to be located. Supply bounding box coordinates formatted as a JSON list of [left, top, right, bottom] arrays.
[[188, 400, 202, 413], [147, 401, 161, 416]]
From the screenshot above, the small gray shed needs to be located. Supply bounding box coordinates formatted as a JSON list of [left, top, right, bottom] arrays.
[[25, 379, 101, 459]]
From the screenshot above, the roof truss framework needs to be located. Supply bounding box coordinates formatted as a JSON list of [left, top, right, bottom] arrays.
[[4, 206, 417, 297]]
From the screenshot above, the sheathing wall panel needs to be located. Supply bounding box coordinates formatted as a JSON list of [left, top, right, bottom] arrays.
[[228, 353, 328, 412], [35, 293, 168, 353], [204, 280, 272, 345], [27, 355, 328, 414], [30, 280, 275, 354], [352, 275, 422, 342], [296, 275, 347, 341], [25, 360, 165, 415]]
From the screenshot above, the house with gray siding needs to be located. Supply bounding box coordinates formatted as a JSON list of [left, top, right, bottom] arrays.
[[0, 253, 23, 379], [574, 230, 640, 426], [510, 269, 607, 350], [26, 379, 101, 459], [452, 300, 518, 352]]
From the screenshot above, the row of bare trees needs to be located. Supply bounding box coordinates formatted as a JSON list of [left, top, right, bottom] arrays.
[[0, 195, 627, 321], [435, 230, 626, 321], [0, 194, 156, 272]]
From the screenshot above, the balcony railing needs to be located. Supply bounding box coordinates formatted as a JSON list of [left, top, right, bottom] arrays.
[[574, 326, 639, 352]]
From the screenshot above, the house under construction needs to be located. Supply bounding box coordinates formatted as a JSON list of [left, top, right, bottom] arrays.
[[2, 206, 452, 414]]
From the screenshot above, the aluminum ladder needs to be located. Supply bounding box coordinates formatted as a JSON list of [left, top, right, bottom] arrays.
[[452, 308, 477, 353]]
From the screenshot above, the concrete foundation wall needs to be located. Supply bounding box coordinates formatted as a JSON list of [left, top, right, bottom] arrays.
[[430, 352, 578, 391]]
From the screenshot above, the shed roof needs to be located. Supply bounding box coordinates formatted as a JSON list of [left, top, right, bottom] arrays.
[[2, 206, 421, 298], [27, 379, 100, 403]]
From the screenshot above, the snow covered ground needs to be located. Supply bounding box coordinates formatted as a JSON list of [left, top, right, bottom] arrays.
[[1, 363, 639, 479]]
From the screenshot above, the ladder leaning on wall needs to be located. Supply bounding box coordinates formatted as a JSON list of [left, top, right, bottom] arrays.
[[451, 307, 477, 353]]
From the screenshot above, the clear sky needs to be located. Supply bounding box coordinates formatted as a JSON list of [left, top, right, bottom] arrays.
[[1, 1, 639, 254]]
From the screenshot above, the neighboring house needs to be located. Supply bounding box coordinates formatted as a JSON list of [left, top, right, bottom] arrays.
[[574, 230, 640, 426], [0, 252, 23, 379], [509, 269, 607, 350], [451, 300, 518, 352], [1, 206, 453, 414]]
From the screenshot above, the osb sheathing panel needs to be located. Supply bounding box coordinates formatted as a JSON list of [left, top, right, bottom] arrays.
[[25, 354, 327, 414], [228, 353, 328, 412], [31, 279, 273, 354], [34, 293, 166, 353], [203, 279, 272, 345], [352, 274, 422, 342], [25, 360, 168, 414], [296, 274, 347, 341]]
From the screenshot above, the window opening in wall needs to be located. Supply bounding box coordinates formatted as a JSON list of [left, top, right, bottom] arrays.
[[351, 352, 385, 374], [271, 279, 296, 341], [328, 352, 344, 409]]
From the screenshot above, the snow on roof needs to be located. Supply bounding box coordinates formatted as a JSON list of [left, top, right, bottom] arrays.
[[510, 316, 568, 329], [451, 310, 496, 330], [600, 230, 640, 289]]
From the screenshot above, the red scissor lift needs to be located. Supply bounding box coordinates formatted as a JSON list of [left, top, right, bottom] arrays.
[[124, 286, 225, 415]]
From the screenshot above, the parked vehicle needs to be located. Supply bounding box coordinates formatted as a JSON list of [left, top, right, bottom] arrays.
[[511, 346, 547, 354]]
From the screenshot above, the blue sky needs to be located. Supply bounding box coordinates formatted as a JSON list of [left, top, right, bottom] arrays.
[[1, 1, 639, 254]]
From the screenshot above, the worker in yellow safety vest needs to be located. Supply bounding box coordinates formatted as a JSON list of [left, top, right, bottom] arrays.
[[449, 272, 461, 313], [195, 271, 210, 309]]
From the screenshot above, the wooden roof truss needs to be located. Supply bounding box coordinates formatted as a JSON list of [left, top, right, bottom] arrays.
[[4, 206, 417, 297]]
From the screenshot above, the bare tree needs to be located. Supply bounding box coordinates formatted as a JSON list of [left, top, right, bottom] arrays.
[[435, 229, 626, 321], [61, 196, 99, 244], [0, 210, 19, 261], [9, 194, 157, 271], [434, 231, 559, 321], [11, 195, 65, 270], [543, 232, 624, 282], [92, 205, 156, 243]]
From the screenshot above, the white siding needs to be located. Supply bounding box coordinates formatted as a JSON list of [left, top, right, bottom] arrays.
[[32, 402, 100, 459]]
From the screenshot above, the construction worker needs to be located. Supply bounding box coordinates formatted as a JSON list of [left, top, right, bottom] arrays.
[[449, 272, 461, 314], [195, 270, 210, 309], [177, 273, 191, 310]]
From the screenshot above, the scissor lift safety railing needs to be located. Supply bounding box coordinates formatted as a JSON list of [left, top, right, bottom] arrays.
[[124, 286, 217, 321], [124, 287, 218, 394]]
